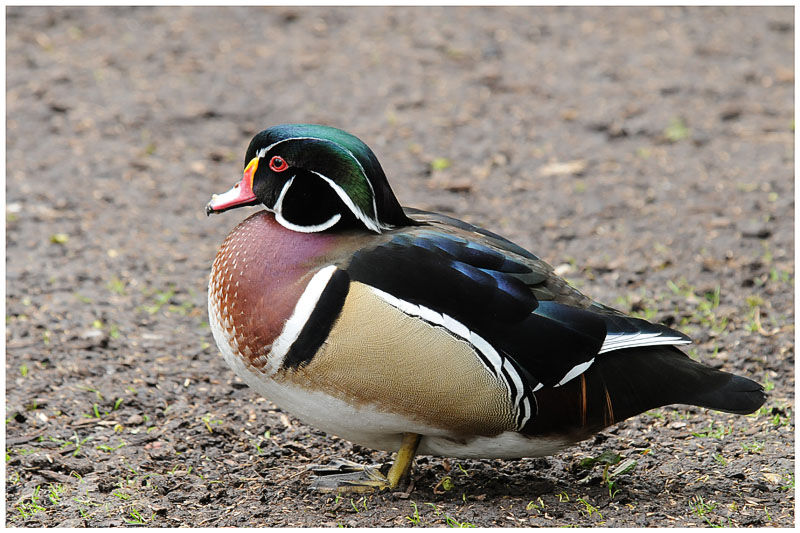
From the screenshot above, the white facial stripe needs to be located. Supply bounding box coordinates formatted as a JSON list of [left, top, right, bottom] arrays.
[[328, 143, 382, 231], [555, 358, 595, 387], [256, 136, 326, 160], [268, 265, 338, 374], [273, 175, 295, 213], [310, 170, 385, 233], [598, 332, 691, 354]]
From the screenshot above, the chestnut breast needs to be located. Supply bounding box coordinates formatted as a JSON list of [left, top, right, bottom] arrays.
[[209, 211, 369, 371]]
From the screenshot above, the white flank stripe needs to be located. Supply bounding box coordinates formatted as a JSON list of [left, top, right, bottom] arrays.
[[417, 304, 444, 325], [382, 292, 419, 316], [599, 331, 690, 354], [503, 359, 524, 406], [268, 265, 338, 374], [520, 397, 532, 428], [605, 332, 659, 343], [555, 358, 595, 387], [369, 288, 412, 315], [468, 332, 504, 380], [442, 313, 471, 339], [533, 383, 543, 392]]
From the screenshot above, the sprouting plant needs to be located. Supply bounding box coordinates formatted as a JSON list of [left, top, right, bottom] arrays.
[[96, 440, 126, 452], [83, 403, 102, 419], [47, 483, 65, 505], [406, 501, 422, 525], [577, 497, 602, 519], [126, 508, 152, 525], [689, 495, 718, 526], [526, 497, 545, 512], [200, 413, 223, 433], [664, 117, 690, 142], [143, 287, 176, 314], [741, 441, 765, 454], [77, 385, 104, 401], [434, 475, 454, 493], [111, 490, 130, 501], [49, 433, 91, 457], [16, 485, 47, 519], [445, 514, 476, 528], [431, 157, 451, 171], [349, 497, 367, 513], [108, 277, 126, 295], [691, 421, 731, 439]]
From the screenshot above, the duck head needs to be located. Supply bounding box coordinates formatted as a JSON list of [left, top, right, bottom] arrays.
[[206, 124, 412, 233]]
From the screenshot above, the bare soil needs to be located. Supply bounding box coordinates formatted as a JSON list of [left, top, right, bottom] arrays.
[[5, 6, 794, 527]]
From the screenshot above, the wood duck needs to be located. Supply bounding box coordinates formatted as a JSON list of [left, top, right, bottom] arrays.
[[206, 124, 765, 493]]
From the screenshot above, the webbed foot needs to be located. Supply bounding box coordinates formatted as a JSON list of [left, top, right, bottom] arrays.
[[309, 433, 421, 493]]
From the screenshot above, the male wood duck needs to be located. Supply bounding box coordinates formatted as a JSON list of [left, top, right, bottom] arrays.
[[206, 124, 765, 493]]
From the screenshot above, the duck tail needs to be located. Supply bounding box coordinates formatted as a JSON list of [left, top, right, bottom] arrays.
[[526, 346, 765, 436], [604, 345, 765, 417]]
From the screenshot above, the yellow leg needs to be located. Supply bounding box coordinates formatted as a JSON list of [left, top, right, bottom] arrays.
[[310, 432, 422, 493], [385, 432, 421, 488]]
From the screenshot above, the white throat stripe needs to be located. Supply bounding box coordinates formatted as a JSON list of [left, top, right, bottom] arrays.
[[268, 265, 338, 374]]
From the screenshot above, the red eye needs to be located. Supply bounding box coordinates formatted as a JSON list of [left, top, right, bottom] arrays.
[[269, 156, 289, 172]]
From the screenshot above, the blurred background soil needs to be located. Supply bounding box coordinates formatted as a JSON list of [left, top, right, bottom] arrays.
[[5, 6, 794, 527]]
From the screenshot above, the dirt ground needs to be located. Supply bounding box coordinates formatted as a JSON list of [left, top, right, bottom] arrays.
[[5, 6, 794, 527]]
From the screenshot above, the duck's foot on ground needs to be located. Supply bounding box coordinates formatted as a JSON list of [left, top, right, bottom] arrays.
[[310, 458, 393, 493], [310, 433, 422, 493]]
